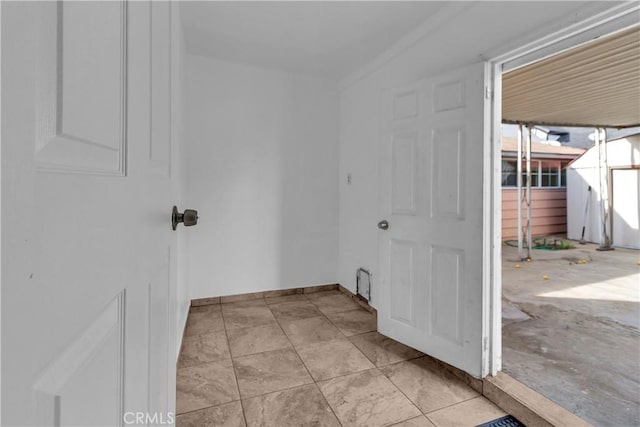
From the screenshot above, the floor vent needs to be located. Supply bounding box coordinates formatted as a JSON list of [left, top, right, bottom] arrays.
[[356, 267, 371, 302], [477, 415, 525, 427]]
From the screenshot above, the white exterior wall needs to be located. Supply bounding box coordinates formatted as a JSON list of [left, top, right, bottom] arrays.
[[567, 135, 640, 247], [184, 55, 339, 299]]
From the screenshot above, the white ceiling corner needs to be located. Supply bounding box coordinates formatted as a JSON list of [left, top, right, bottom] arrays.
[[179, 1, 447, 79]]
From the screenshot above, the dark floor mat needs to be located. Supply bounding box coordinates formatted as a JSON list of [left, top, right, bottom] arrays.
[[476, 415, 526, 427]]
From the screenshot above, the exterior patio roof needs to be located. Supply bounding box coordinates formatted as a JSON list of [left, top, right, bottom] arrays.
[[502, 27, 640, 129]]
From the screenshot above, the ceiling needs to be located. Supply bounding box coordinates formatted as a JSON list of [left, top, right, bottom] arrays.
[[503, 26, 640, 129], [180, 1, 446, 78]]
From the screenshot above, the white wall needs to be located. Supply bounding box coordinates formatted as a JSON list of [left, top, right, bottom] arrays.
[[567, 135, 640, 246], [337, 1, 617, 301], [185, 55, 339, 299]]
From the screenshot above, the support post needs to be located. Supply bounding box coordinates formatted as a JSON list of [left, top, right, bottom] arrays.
[[597, 127, 614, 251], [525, 126, 532, 259], [517, 125, 523, 259]]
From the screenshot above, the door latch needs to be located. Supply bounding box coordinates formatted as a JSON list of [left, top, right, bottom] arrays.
[[172, 206, 198, 230]]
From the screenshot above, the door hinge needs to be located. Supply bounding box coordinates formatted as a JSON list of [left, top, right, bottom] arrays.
[[485, 86, 493, 100]]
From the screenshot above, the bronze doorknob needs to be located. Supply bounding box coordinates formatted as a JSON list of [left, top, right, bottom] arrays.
[[377, 220, 389, 230], [172, 206, 198, 230]]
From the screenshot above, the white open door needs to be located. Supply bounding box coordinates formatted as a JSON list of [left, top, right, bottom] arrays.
[[2, 1, 179, 425], [378, 62, 489, 378], [612, 168, 640, 249]]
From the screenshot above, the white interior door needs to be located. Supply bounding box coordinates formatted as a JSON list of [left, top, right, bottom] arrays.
[[378, 62, 489, 378], [612, 168, 640, 249], [2, 1, 178, 425]]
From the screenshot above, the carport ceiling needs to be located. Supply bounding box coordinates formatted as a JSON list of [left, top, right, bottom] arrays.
[[503, 26, 640, 129]]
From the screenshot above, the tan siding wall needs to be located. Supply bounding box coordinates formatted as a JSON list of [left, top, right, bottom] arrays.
[[502, 188, 567, 240]]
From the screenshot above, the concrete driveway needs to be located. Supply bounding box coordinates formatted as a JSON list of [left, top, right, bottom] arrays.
[[501, 241, 640, 427]]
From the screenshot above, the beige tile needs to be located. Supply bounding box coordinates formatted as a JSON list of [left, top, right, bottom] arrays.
[[302, 284, 338, 293], [264, 293, 309, 305], [222, 300, 278, 330], [176, 360, 240, 414], [318, 369, 421, 426], [233, 348, 313, 398], [263, 288, 302, 298], [268, 300, 322, 322], [176, 401, 245, 427], [296, 338, 375, 381], [390, 416, 436, 427], [349, 332, 423, 366], [184, 305, 225, 337], [191, 297, 220, 307], [279, 316, 344, 347], [222, 299, 268, 308], [227, 323, 291, 357], [242, 384, 340, 427], [178, 331, 230, 368], [325, 308, 377, 336], [380, 357, 479, 413], [424, 356, 484, 394], [306, 290, 362, 314], [221, 291, 264, 304], [426, 396, 506, 427]]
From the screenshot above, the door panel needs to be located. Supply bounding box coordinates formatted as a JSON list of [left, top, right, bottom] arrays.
[[2, 1, 177, 425], [33, 292, 125, 426], [149, 0, 171, 176], [431, 126, 465, 219], [430, 245, 463, 344], [35, 1, 127, 175], [379, 63, 488, 378], [389, 239, 417, 326], [391, 134, 418, 214]]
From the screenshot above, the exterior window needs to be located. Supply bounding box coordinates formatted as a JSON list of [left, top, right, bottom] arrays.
[[502, 159, 568, 188], [527, 163, 539, 187], [501, 160, 517, 186], [541, 161, 559, 187]]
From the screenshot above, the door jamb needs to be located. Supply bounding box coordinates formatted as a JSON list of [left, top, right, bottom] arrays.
[[483, 1, 640, 376]]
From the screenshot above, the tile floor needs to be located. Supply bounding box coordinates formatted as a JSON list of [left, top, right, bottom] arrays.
[[176, 290, 507, 426]]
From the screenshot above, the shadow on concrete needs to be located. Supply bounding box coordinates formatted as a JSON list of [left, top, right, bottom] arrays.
[[501, 241, 640, 426]]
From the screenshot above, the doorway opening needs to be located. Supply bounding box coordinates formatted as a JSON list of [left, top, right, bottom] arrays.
[[488, 6, 640, 426]]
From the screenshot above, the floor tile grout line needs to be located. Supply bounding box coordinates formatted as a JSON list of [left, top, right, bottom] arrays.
[[238, 377, 316, 402], [368, 365, 424, 424], [268, 302, 320, 385], [218, 304, 249, 427], [314, 366, 381, 386], [311, 381, 345, 426], [239, 381, 320, 401], [266, 300, 383, 389], [177, 330, 231, 370], [177, 356, 232, 370], [240, 381, 346, 426], [422, 394, 486, 416], [175, 399, 241, 418], [375, 354, 482, 414], [380, 364, 425, 415], [181, 290, 459, 425], [313, 366, 423, 427]]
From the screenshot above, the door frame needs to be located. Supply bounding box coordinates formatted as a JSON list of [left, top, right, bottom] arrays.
[[484, 1, 640, 375]]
